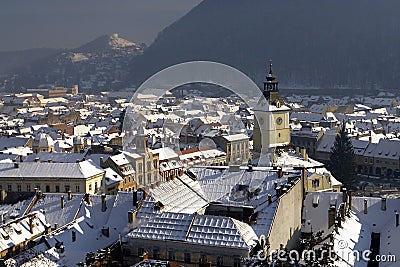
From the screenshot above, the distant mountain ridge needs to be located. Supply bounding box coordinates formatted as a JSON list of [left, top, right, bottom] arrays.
[[128, 0, 400, 91], [2, 34, 144, 91]]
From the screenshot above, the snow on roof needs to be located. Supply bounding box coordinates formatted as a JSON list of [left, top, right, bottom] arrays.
[[159, 160, 183, 172], [149, 147, 179, 161], [104, 167, 123, 186], [366, 139, 400, 159], [24, 152, 86, 163], [192, 166, 303, 237], [0, 212, 48, 254], [222, 133, 249, 142], [30, 193, 83, 228], [0, 197, 33, 223], [109, 153, 130, 166], [128, 212, 194, 241], [303, 193, 400, 266], [302, 192, 343, 234], [128, 212, 257, 250], [0, 136, 30, 149], [0, 160, 104, 179], [316, 134, 336, 153], [148, 175, 208, 214], [13, 192, 135, 266]]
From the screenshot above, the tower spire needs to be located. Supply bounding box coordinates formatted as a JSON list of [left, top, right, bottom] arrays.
[[269, 60, 273, 75]]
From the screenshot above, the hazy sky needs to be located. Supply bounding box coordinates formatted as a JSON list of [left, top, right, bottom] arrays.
[[0, 0, 202, 51]]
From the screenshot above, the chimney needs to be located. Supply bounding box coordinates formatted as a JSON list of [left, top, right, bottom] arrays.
[[35, 189, 43, 198], [100, 157, 104, 167], [61, 195, 65, 209], [133, 190, 138, 207], [274, 182, 278, 190], [342, 188, 348, 204], [364, 199, 368, 214], [54, 223, 58, 230], [396, 212, 399, 227], [300, 147, 308, 161], [34, 158, 40, 163], [128, 210, 137, 223], [268, 194, 272, 205], [29, 216, 34, 234], [247, 164, 253, 172], [84, 193, 91, 204], [328, 206, 336, 228], [0, 189, 7, 203], [45, 224, 51, 234], [348, 191, 352, 211], [339, 203, 345, 220], [381, 197, 387, 211], [19, 155, 23, 162], [14, 163, 19, 168], [295, 146, 300, 154], [72, 231, 76, 242], [281, 187, 287, 195], [101, 194, 107, 212], [336, 216, 342, 228], [48, 159, 53, 163], [275, 185, 281, 196], [278, 168, 283, 178], [68, 190, 72, 201]]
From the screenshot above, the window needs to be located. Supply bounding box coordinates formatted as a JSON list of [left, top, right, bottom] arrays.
[[168, 250, 175, 261], [94, 182, 98, 191], [147, 162, 151, 171], [153, 248, 160, 260], [55, 185, 60, 193], [45, 185, 50, 193], [138, 163, 143, 172], [26, 184, 30, 192], [7, 184, 12, 192], [75, 185, 80, 193], [234, 257, 241, 267], [0, 185, 2, 190], [89, 184, 92, 191], [64, 185, 70, 193], [364, 157, 368, 163], [200, 254, 207, 263], [217, 256, 224, 266], [312, 179, 320, 188], [184, 253, 191, 263], [17, 184, 22, 192], [370, 158, 373, 164]]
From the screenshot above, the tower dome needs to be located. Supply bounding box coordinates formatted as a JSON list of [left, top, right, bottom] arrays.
[[33, 133, 54, 153]]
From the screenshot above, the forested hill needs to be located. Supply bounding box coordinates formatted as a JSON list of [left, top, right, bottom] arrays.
[[129, 0, 400, 91]]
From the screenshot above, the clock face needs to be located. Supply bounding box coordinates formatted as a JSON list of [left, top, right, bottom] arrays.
[[276, 117, 283, 125]]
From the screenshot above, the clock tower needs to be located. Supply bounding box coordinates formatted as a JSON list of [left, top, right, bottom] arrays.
[[253, 61, 291, 157]]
